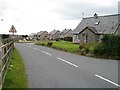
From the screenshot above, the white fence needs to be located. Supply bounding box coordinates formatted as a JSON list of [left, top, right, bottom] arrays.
[[0, 41, 14, 89]]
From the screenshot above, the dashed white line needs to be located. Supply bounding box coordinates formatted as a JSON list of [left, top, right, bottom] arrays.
[[33, 48, 39, 51], [42, 51, 52, 56], [95, 74, 120, 87], [57, 57, 78, 67]]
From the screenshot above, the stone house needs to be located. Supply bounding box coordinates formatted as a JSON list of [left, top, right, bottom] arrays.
[[60, 28, 72, 39], [48, 30, 60, 40], [34, 31, 48, 40], [72, 13, 120, 43], [29, 33, 36, 40]]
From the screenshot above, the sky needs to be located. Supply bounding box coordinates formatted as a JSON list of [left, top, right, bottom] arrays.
[[0, 0, 120, 35]]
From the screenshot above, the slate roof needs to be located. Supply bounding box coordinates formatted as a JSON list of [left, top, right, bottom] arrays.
[[49, 30, 60, 35], [29, 33, 36, 36], [60, 29, 72, 36], [73, 14, 120, 34], [36, 31, 47, 36]]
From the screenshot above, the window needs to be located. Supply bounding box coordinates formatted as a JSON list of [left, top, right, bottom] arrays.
[[94, 21, 100, 26], [76, 35, 80, 40]]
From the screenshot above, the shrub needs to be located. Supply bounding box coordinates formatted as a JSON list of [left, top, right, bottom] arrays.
[[56, 38, 59, 41], [79, 43, 97, 55], [79, 43, 86, 49], [41, 43, 45, 46], [94, 35, 120, 59], [47, 42, 53, 47], [80, 49, 86, 55]]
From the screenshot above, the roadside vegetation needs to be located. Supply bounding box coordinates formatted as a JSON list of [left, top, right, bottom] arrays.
[[94, 35, 120, 60], [3, 48, 28, 88], [35, 41, 80, 53], [35, 35, 120, 60]]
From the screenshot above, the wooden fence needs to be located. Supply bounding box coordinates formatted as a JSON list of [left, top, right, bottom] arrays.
[[0, 40, 14, 89]]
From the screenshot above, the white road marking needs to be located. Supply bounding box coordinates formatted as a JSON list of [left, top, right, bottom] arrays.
[[33, 48, 39, 51], [42, 51, 52, 56], [57, 57, 78, 67], [95, 74, 120, 87]]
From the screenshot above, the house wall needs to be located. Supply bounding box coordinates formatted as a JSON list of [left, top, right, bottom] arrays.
[[50, 32, 60, 40], [39, 32, 48, 40], [80, 28, 97, 43]]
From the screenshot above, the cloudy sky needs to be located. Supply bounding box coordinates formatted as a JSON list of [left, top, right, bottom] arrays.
[[0, 0, 119, 35]]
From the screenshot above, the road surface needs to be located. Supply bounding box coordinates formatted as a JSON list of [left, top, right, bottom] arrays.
[[15, 43, 119, 88]]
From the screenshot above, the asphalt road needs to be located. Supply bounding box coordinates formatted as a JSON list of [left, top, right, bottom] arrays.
[[15, 43, 119, 88]]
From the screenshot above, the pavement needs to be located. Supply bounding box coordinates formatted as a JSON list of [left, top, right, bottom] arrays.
[[15, 43, 119, 88]]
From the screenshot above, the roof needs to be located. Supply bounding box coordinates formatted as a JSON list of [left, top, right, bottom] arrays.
[[35, 31, 47, 36], [29, 33, 36, 36], [73, 14, 120, 34], [60, 29, 72, 36], [49, 30, 60, 35]]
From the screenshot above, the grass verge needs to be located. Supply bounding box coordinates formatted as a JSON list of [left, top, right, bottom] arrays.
[[3, 48, 28, 88], [35, 41, 80, 53]]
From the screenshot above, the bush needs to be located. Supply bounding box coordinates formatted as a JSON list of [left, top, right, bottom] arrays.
[[94, 35, 120, 59], [56, 38, 59, 41], [47, 42, 53, 47], [41, 43, 45, 46], [79, 43, 97, 56], [79, 43, 86, 49]]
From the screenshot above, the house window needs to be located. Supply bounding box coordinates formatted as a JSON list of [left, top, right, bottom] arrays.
[[94, 21, 100, 26], [76, 35, 80, 40]]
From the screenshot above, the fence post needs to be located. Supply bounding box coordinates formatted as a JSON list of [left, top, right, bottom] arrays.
[[0, 39, 14, 90]]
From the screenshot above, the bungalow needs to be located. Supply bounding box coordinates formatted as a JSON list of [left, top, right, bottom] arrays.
[[29, 33, 36, 40], [72, 13, 120, 43], [60, 28, 72, 39], [34, 31, 48, 40], [48, 30, 60, 40]]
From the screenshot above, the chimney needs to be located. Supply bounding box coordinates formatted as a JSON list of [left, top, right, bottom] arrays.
[[94, 13, 98, 19]]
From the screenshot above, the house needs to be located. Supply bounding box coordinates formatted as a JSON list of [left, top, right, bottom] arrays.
[[48, 30, 60, 40], [29, 33, 36, 40], [72, 13, 120, 43], [60, 28, 72, 39], [34, 31, 48, 40]]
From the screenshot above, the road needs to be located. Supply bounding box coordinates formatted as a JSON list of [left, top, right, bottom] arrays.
[[15, 43, 119, 88]]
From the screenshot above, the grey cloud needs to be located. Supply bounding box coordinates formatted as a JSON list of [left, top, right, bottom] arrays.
[[0, 1, 8, 16], [54, 0, 119, 20]]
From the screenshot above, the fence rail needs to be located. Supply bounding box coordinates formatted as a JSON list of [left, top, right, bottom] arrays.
[[0, 41, 14, 89]]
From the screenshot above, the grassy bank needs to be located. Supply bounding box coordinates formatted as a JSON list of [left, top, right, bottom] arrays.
[[3, 48, 28, 88], [52, 41, 79, 53], [35, 41, 80, 53], [35, 40, 120, 60]]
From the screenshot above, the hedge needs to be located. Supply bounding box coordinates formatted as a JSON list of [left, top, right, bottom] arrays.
[[94, 35, 120, 59]]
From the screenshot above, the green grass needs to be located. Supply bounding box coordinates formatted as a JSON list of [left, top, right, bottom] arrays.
[[3, 48, 28, 88], [52, 41, 80, 53], [35, 41, 80, 53]]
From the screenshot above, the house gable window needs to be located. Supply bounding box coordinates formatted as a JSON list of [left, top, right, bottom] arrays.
[[94, 21, 100, 26]]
